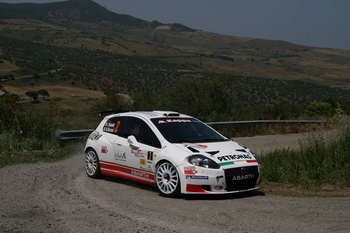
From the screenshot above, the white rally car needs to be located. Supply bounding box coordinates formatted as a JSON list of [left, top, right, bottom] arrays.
[[85, 111, 261, 197]]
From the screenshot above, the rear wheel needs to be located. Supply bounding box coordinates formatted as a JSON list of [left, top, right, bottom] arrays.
[[85, 149, 100, 178], [155, 162, 180, 197]]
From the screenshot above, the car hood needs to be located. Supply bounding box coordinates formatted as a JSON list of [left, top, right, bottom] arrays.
[[173, 140, 256, 165]]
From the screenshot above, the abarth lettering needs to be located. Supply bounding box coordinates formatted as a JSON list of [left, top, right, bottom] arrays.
[[232, 174, 255, 181], [131, 170, 150, 179]]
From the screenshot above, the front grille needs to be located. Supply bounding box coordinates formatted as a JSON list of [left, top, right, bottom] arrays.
[[224, 166, 259, 191]]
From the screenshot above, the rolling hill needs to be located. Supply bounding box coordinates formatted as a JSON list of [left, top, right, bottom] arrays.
[[0, 0, 350, 117]]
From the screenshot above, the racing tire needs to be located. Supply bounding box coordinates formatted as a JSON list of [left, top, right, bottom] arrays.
[[85, 149, 101, 178], [155, 161, 181, 197]]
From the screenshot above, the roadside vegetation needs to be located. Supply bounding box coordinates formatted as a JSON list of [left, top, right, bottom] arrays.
[[261, 122, 350, 191]]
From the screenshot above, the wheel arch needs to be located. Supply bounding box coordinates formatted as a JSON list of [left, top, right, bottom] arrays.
[[85, 146, 96, 154], [155, 159, 171, 168]]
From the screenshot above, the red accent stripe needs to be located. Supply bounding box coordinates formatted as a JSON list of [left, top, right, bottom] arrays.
[[100, 160, 153, 174], [100, 160, 155, 181], [186, 184, 207, 193], [246, 160, 257, 163], [101, 170, 155, 186]]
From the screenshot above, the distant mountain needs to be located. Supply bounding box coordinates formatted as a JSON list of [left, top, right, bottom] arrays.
[[0, 0, 349, 88], [0, 0, 195, 31], [0, 0, 148, 27]]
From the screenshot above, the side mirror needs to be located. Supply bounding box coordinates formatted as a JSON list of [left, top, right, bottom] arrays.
[[127, 135, 140, 149]]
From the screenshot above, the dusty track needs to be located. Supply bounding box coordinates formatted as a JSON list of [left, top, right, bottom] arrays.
[[1, 133, 350, 232]]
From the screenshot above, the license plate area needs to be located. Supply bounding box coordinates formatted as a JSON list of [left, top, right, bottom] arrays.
[[224, 166, 259, 191]]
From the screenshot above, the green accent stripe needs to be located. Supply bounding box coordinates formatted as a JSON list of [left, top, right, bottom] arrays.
[[219, 162, 235, 166]]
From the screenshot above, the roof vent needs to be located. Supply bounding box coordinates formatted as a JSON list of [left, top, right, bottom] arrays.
[[164, 113, 180, 117], [153, 111, 180, 117]]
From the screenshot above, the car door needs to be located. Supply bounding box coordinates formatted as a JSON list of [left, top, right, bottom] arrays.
[[98, 116, 126, 163], [116, 116, 162, 182]]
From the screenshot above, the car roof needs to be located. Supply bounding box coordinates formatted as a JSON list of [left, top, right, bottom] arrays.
[[106, 111, 192, 120]]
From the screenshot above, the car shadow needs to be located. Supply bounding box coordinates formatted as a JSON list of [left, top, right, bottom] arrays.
[[101, 175, 265, 199], [181, 190, 265, 200], [101, 175, 158, 193]]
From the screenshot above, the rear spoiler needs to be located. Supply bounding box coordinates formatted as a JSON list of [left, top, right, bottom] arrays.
[[98, 110, 126, 118]]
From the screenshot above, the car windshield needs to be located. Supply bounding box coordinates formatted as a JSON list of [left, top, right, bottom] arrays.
[[151, 118, 228, 143]]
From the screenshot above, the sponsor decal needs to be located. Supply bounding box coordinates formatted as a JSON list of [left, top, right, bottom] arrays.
[[131, 148, 141, 154], [232, 174, 255, 181], [103, 122, 115, 133], [219, 161, 235, 166], [114, 150, 126, 161], [184, 166, 197, 175], [186, 175, 209, 180], [131, 149, 145, 158], [131, 170, 150, 179], [158, 119, 192, 124], [101, 146, 108, 154], [217, 154, 252, 162], [140, 159, 146, 166], [88, 131, 102, 141], [147, 151, 153, 161]]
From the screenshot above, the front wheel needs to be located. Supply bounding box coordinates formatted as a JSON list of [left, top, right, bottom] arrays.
[[155, 162, 181, 197], [85, 149, 100, 178]]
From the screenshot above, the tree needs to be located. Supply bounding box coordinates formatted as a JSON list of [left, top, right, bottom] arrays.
[[38, 89, 50, 99], [165, 78, 236, 121], [25, 91, 38, 102], [306, 101, 334, 117]]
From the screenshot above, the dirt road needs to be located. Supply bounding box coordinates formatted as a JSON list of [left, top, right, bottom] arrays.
[[1, 133, 350, 232]]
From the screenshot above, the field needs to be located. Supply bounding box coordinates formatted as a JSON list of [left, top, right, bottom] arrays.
[[2, 84, 105, 100]]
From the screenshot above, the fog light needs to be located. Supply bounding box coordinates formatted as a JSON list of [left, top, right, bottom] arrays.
[[214, 186, 224, 191]]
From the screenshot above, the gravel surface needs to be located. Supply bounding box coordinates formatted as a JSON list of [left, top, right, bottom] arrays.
[[1, 133, 350, 232]]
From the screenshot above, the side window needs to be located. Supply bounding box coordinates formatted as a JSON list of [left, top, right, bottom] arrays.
[[123, 117, 161, 148], [102, 117, 125, 136]]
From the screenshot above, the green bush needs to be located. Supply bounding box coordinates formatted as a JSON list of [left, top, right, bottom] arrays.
[[0, 96, 58, 152], [261, 128, 350, 189]]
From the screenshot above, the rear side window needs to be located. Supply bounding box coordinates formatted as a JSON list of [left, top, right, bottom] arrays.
[[102, 117, 124, 136], [122, 117, 161, 148]]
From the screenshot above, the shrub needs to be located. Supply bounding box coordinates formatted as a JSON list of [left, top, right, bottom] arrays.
[[261, 128, 350, 189]]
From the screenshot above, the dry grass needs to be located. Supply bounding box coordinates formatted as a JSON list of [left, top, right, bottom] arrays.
[[2, 84, 105, 100], [0, 60, 20, 74]]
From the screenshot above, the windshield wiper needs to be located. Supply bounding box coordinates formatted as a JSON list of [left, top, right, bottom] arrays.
[[200, 138, 228, 142]]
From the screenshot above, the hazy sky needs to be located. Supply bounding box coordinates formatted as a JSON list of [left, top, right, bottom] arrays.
[[2, 0, 350, 50]]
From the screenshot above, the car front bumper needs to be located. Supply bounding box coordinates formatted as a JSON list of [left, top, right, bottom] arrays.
[[179, 162, 262, 194]]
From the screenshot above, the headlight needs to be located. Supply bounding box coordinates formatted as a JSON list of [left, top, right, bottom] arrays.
[[188, 154, 220, 169]]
